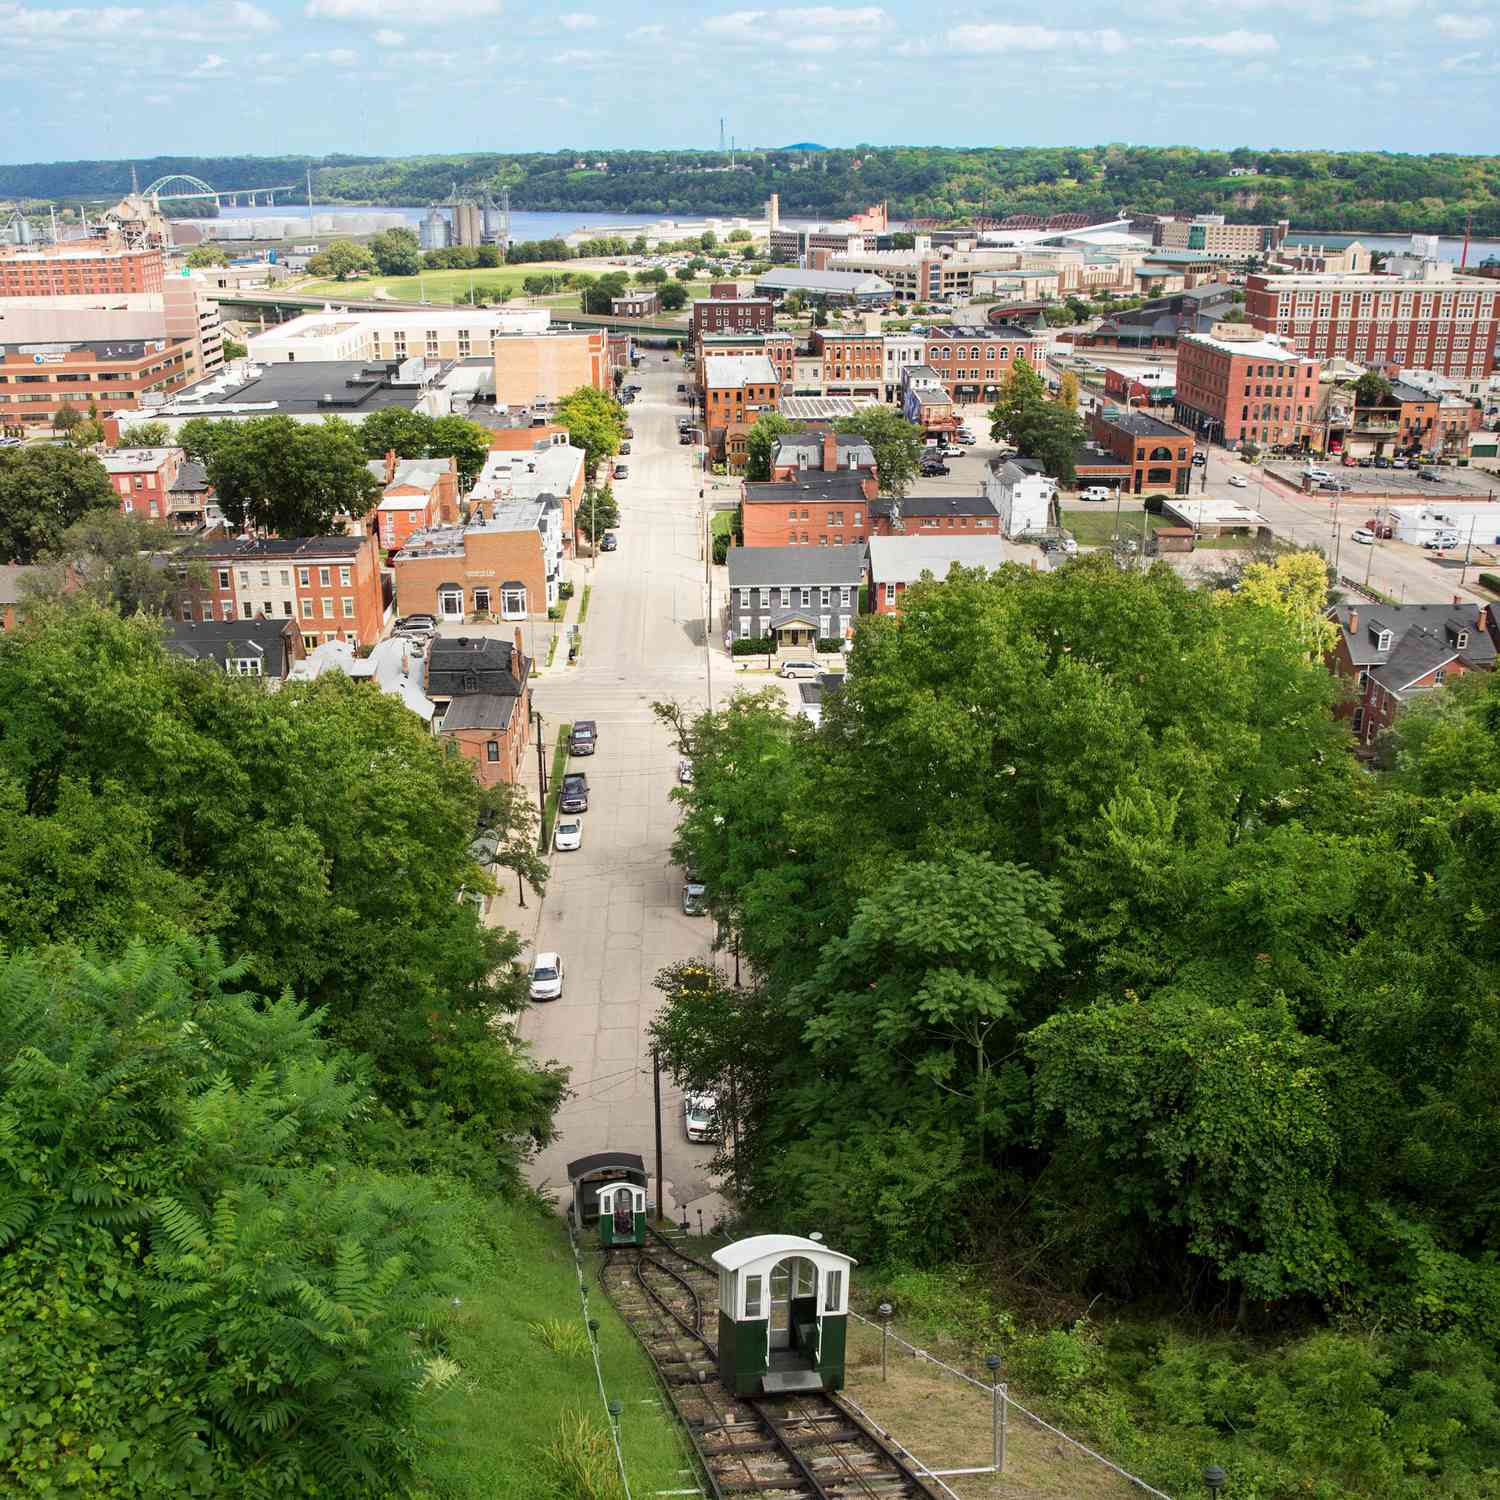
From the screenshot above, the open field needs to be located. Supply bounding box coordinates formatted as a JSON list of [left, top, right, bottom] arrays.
[[293, 264, 736, 310]]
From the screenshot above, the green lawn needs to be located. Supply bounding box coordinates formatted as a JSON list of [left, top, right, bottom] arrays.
[[711, 510, 736, 542], [295, 264, 725, 311], [415, 1196, 690, 1499], [1063, 508, 1176, 547]]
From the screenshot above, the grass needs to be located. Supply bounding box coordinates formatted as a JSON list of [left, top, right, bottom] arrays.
[[577, 585, 593, 625], [1062, 508, 1175, 548], [414, 1196, 688, 1499], [296, 262, 579, 303], [539, 722, 571, 853], [710, 510, 736, 542]]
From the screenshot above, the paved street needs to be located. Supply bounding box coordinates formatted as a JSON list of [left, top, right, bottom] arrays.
[[518, 357, 729, 1227]]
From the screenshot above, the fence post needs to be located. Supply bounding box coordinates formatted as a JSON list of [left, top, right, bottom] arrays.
[[879, 1302, 893, 1382], [985, 1354, 1005, 1474]]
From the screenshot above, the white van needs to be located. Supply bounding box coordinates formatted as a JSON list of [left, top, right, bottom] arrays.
[[1080, 486, 1114, 502]]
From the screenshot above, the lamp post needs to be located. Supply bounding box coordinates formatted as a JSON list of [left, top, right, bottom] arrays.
[[1203, 1464, 1227, 1496], [878, 1302, 893, 1381], [984, 1353, 1008, 1473]]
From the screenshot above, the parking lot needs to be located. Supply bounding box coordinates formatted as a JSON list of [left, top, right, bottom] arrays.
[[1265, 461, 1498, 499]]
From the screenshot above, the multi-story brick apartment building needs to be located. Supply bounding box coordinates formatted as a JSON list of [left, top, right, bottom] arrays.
[[426, 633, 532, 788], [1173, 332, 1322, 449], [810, 329, 885, 400], [364, 453, 460, 552], [696, 332, 795, 390], [704, 355, 780, 466], [1327, 602, 1495, 755], [920, 324, 1044, 403], [393, 501, 562, 623], [692, 298, 775, 338], [102, 447, 184, 520], [1152, 216, 1290, 255], [1245, 265, 1499, 381], [0, 241, 165, 297], [173, 535, 385, 649], [1085, 408, 1196, 495]]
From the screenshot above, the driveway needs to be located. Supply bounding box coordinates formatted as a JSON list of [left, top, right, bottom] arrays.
[[519, 357, 728, 1227]]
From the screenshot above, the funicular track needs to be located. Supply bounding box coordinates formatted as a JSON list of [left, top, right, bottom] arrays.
[[601, 1231, 941, 1500]]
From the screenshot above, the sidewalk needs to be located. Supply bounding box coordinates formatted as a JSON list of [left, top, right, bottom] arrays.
[[532, 555, 592, 679]]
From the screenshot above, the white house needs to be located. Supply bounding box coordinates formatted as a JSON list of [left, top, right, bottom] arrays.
[[985, 456, 1056, 538]]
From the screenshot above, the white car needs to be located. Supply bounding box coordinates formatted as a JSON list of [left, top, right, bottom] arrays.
[[684, 1093, 719, 1143], [1227, 473, 1248, 488], [1350, 528, 1376, 545], [529, 951, 564, 1001], [677, 757, 694, 784], [778, 659, 821, 680], [553, 817, 583, 851]]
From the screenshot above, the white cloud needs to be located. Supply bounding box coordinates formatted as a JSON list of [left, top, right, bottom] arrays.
[[192, 51, 226, 72], [1436, 12, 1492, 37], [946, 22, 1123, 51], [628, 22, 665, 39], [705, 5, 882, 36], [325, 45, 358, 63], [373, 26, 404, 44], [558, 10, 597, 27], [228, 1, 276, 31], [1172, 27, 1279, 52], [306, 0, 500, 18], [143, 91, 169, 103]]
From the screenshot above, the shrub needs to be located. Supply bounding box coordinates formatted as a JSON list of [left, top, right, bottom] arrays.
[[539, 1409, 626, 1500], [817, 637, 844, 654], [712, 531, 731, 565], [1144, 494, 1166, 514], [1478, 572, 1500, 596], [732, 637, 773, 656]]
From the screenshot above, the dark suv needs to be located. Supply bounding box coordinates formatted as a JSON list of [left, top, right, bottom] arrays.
[[569, 720, 597, 756], [559, 773, 589, 814]]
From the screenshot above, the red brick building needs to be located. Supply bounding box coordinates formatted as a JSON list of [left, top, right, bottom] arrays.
[[0, 243, 165, 297], [1327, 601, 1495, 755], [1245, 269, 1499, 382], [0, 335, 196, 429], [427, 633, 532, 788], [365, 452, 460, 553], [1173, 332, 1322, 449], [103, 447, 184, 521], [810, 330, 885, 398], [1085, 408, 1196, 494], [920, 323, 1045, 402], [173, 535, 385, 649], [741, 476, 876, 548], [693, 298, 774, 338], [697, 332, 795, 389]]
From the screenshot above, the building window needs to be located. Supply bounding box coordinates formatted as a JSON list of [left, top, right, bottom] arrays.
[[300, 600, 313, 620], [342, 597, 354, 619], [340, 566, 351, 586], [1377, 629, 1392, 652], [321, 597, 334, 617], [502, 587, 526, 618], [840, 586, 851, 607], [824, 1269, 842, 1313], [744, 1274, 763, 1318], [299, 568, 311, 587], [230, 657, 263, 677], [473, 588, 491, 614], [485, 740, 500, 762], [884, 582, 896, 604], [319, 567, 331, 587], [281, 600, 293, 616], [780, 588, 791, 608], [217, 568, 231, 590], [1351, 706, 1364, 735]]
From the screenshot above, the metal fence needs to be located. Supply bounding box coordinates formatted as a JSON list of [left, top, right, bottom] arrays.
[[847, 1307, 1175, 1500]]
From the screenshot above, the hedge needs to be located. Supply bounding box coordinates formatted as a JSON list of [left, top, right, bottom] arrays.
[[1479, 572, 1500, 596], [732, 638, 773, 656]]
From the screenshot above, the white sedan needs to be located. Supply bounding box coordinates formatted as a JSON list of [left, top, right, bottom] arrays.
[[1227, 472, 1248, 488], [529, 952, 564, 1001], [1350, 528, 1377, 545], [554, 817, 583, 851]]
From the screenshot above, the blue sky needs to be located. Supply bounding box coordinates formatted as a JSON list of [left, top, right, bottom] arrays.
[[0, 0, 1496, 160]]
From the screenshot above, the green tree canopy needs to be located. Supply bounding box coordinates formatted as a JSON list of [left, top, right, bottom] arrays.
[[367, 226, 421, 276], [1354, 371, 1395, 407], [185, 242, 228, 267], [743, 411, 797, 482], [306, 238, 377, 280], [577, 482, 620, 542], [658, 280, 688, 311], [556, 385, 625, 477], [0, 446, 116, 563], [117, 420, 171, 447], [834, 406, 923, 499]]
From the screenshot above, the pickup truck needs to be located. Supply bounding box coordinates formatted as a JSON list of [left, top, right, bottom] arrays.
[[559, 773, 589, 813], [569, 720, 597, 756]]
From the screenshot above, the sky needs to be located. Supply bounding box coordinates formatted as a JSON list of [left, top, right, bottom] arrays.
[[0, 0, 1497, 161]]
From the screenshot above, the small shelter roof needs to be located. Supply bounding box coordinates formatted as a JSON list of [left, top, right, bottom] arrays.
[[711, 1234, 855, 1273]]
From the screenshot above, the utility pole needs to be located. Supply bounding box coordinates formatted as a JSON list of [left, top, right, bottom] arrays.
[[652, 1046, 665, 1224], [534, 710, 547, 807], [1460, 514, 1477, 587]]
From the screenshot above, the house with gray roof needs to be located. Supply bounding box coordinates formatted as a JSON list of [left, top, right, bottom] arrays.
[[1328, 601, 1496, 755], [726, 543, 867, 649], [754, 268, 894, 307]]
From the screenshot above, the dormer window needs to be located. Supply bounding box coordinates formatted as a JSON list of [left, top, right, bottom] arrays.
[[1456, 631, 1469, 650], [1376, 629, 1393, 652]]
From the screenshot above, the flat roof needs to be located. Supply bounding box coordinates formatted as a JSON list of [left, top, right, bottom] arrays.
[[867, 534, 1011, 583], [102, 447, 178, 472], [1182, 332, 1312, 362], [780, 395, 877, 420], [704, 354, 779, 387], [1096, 408, 1191, 439], [159, 358, 442, 418], [1164, 498, 1268, 526], [755, 268, 895, 294]]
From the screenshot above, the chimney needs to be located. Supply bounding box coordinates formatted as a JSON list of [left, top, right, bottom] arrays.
[[1479, 605, 1489, 633], [822, 430, 838, 472], [1453, 594, 1463, 607], [384, 448, 398, 483], [1346, 608, 1358, 635], [514, 626, 524, 662]]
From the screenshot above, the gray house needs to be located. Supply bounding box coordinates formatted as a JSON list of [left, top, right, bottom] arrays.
[[726, 544, 867, 649]]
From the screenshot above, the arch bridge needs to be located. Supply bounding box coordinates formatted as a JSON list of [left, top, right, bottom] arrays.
[[142, 174, 300, 207]]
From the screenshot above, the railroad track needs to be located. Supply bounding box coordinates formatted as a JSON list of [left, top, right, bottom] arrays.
[[601, 1232, 942, 1500]]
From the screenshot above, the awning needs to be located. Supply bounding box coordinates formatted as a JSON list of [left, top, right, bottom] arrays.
[[501, 579, 524, 589]]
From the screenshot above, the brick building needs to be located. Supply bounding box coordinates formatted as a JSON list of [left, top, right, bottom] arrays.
[[393, 503, 560, 623], [1245, 267, 1499, 382], [704, 355, 780, 467], [1152, 216, 1289, 255], [468, 439, 585, 552], [696, 332, 795, 389], [166, 616, 306, 682], [1085, 408, 1196, 494], [491, 328, 610, 405], [365, 453, 460, 552], [867, 535, 1011, 614], [1173, 332, 1322, 449], [693, 298, 775, 338], [1327, 602, 1495, 755], [103, 447, 184, 520], [920, 324, 1044, 403], [0, 242, 165, 297], [809, 330, 885, 399], [742, 475, 877, 548], [426, 633, 532, 788], [173, 535, 384, 649], [611, 290, 660, 318], [768, 430, 875, 482]]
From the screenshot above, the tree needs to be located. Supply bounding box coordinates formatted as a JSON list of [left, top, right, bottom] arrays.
[[743, 412, 797, 482], [221, 336, 248, 360], [658, 281, 688, 311], [426, 414, 493, 489], [700, 231, 717, 250], [629, 235, 648, 254], [637, 267, 669, 285], [1058, 370, 1080, 411], [477, 778, 548, 902], [0, 446, 116, 563], [34, 509, 205, 616], [556, 385, 624, 477], [727, 228, 753, 243], [356, 406, 435, 460], [367, 226, 421, 276], [989, 355, 1083, 483], [1233, 551, 1337, 658], [185, 242, 228, 267], [1354, 371, 1394, 408], [118, 420, 171, 447], [835, 406, 923, 499], [52, 400, 84, 433], [581, 271, 629, 314], [577, 483, 620, 544], [306, 239, 377, 281], [196, 414, 381, 534], [675, 265, 697, 282]]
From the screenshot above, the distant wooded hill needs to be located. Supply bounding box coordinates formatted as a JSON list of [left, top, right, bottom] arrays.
[[5, 146, 1500, 234]]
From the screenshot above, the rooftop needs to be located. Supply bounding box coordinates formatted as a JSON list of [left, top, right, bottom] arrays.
[[1182, 331, 1312, 362], [151, 358, 444, 419], [472, 443, 583, 500], [166, 618, 298, 679], [1330, 603, 1496, 675], [426, 635, 528, 699], [780, 395, 877, 421], [1162, 498, 1268, 527], [867, 534, 1012, 583], [878, 492, 1002, 520], [755, 268, 895, 294], [704, 354, 780, 388], [367, 456, 453, 493], [744, 472, 875, 504], [1095, 408, 1192, 439], [102, 447, 179, 473], [188, 536, 366, 562], [727, 543, 869, 588]]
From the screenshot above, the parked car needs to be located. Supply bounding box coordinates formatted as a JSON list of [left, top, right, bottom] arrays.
[[1423, 533, 1461, 550], [682, 870, 707, 916], [1227, 473, 1248, 488], [955, 431, 977, 445], [569, 720, 597, 756], [553, 817, 583, 852], [1079, 485, 1114, 502], [600, 531, 619, 551], [677, 382, 687, 392], [1192, 452, 1207, 467], [1358, 457, 1374, 467], [677, 757, 694, 784], [778, 659, 821, 679], [529, 952, 564, 1001], [623, 425, 635, 438], [619, 442, 632, 455], [614, 463, 629, 479], [559, 772, 589, 813], [1419, 469, 1443, 483], [920, 461, 950, 477], [684, 1093, 719, 1143], [940, 443, 964, 457], [1350, 528, 1377, 545], [1373, 457, 1392, 469], [394, 613, 437, 633], [1363, 519, 1394, 538]]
